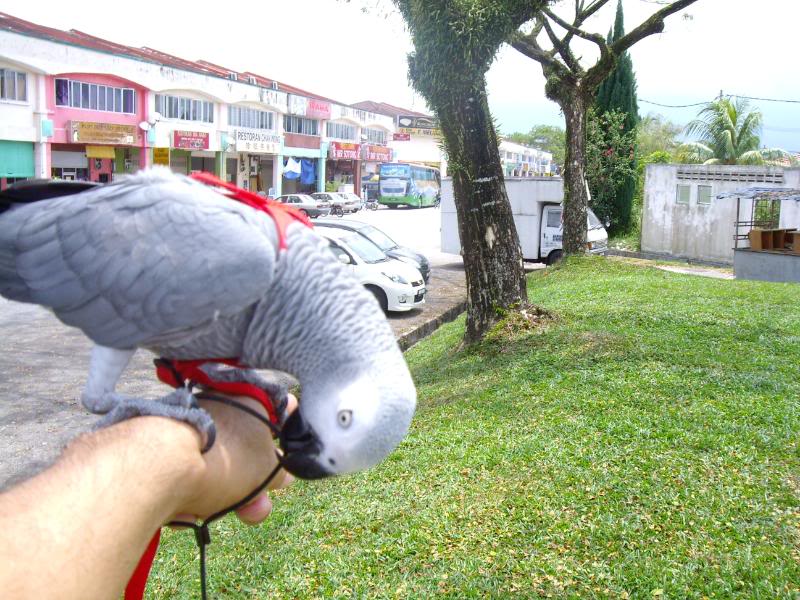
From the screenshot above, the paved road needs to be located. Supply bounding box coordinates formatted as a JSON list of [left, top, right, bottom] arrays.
[[0, 206, 466, 489]]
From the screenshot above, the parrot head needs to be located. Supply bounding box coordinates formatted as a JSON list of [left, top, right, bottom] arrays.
[[278, 363, 416, 479]]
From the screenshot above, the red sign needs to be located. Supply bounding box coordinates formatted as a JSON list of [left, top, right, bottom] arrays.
[[363, 145, 392, 162], [173, 130, 209, 150], [306, 99, 331, 120], [329, 142, 361, 160], [393, 133, 411, 141]]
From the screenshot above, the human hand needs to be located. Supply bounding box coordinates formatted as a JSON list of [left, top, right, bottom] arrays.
[[173, 393, 296, 525]]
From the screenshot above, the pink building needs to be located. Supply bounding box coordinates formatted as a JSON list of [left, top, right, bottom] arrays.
[[48, 72, 148, 182]]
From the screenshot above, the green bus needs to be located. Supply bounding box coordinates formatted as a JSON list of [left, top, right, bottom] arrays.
[[378, 163, 440, 208]]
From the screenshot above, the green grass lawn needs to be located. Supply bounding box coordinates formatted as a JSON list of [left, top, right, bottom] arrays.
[[150, 257, 800, 599]]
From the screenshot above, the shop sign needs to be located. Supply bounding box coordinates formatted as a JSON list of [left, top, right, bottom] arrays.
[[288, 94, 331, 119], [397, 115, 439, 129], [259, 88, 286, 110], [233, 129, 282, 154], [70, 121, 137, 145], [362, 145, 392, 162], [306, 99, 331, 120], [172, 130, 209, 150], [153, 147, 170, 166], [398, 127, 441, 138], [392, 133, 411, 142], [329, 142, 361, 160]]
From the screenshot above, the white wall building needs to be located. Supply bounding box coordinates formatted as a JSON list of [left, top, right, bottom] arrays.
[[498, 140, 552, 177], [642, 164, 800, 264]]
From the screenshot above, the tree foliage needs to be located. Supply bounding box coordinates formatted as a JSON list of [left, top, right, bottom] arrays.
[[593, 0, 639, 233], [506, 124, 566, 167], [510, 0, 698, 254], [585, 108, 637, 231], [637, 113, 683, 158], [679, 97, 794, 166]]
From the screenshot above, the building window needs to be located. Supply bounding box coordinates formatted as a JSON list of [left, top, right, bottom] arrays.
[[676, 184, 691, 205], [363, 127, 386, 145], [229, 106, 274, 130], [54, 78, 135, 114], [284, 115, 319, 136], [154, 94, 213, 123], [697, 184, 712, 205], [326, 122, 357, 140], [1, 69, 27, 102]]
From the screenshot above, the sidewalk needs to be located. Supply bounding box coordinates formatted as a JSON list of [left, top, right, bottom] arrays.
[[0, 262, 470, 490]]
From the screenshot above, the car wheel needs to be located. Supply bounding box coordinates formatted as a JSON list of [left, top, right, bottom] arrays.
[[366, 285, 389, 312], [299, 209, 309, 218], [546, 250, 563, 266]]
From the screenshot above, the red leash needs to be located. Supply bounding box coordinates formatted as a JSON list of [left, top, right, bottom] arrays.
[[123, 172, 310, 600]]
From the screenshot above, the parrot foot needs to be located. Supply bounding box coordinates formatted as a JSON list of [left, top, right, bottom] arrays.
[[92, 388, 216, 452], [198, 364, 290, 424]]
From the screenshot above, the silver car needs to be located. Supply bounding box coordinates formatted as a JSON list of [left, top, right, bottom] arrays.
[[276, 194, 331, 218], [312, 192, 359, 214]]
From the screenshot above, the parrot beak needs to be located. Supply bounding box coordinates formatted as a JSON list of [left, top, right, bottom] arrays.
[[278, 409, 332, 479]]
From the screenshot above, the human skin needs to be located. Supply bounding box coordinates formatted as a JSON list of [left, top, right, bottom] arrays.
[[0, 394, 294, 600]]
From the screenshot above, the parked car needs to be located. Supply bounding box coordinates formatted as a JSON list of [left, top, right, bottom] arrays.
[[312, 192, 359, 214], [275, 194, 331, 218], [315, 219, 431, 283], [337, 191, 364, 210], [317, 228, 426, 312]]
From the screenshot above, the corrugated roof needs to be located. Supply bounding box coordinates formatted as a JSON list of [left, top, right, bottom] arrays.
[[716, 187, 800, 201]]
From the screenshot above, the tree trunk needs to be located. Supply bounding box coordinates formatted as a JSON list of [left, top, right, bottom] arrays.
[[560, 92, 590, 254], [441, 87, 528, 343]]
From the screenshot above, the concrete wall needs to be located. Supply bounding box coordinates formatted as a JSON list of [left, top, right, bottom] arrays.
[[0, 59, 40, 143], [642, 164, 791, 264], [779, 169, 800, 229], [441, 176, 563, 259]]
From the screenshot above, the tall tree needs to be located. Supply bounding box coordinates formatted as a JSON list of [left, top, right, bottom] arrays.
[[510, 0, 698, 253], [593, 0, 638, 233], [391, 0, 545, 343], [680, 97, 793, 165]]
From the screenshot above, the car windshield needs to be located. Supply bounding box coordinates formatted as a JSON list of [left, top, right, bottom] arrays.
[[341, 232, 387, 263], [587, 209, 603, 230], [360, 225, 397, 251]]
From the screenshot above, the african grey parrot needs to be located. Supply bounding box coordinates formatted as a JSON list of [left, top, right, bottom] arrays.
[[0, 168, 416, 479]]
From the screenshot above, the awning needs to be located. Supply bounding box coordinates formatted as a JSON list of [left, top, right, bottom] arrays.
[[716, 187, 800, 201], [85, 145, 116, 159]]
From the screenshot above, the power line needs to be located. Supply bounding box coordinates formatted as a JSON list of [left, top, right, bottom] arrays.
[[640, 93, 800, 109]]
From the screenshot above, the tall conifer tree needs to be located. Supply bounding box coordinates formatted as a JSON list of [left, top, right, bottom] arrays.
[[594, 0, 639, 232]]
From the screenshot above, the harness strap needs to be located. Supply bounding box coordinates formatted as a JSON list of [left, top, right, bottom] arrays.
[[154, 358, 282, 431], [188, 171, 312, 250]]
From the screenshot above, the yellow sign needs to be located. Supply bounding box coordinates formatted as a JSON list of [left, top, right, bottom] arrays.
[[70, 121, 137, 145], [85, 145, 116, 159], [153, 148, 170, 166]]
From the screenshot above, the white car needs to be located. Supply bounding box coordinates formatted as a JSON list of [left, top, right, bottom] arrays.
[[317, 228, 426, 312]]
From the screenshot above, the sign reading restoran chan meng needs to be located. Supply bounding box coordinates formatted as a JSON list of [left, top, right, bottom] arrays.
[[234, 130, 282, 154]]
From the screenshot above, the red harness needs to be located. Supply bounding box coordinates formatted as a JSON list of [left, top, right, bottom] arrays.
[[125, 173, 311, 600]]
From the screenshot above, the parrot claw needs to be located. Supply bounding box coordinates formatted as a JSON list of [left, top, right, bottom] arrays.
[[91, 389, 217, 452], [198, 364, 290, 424]]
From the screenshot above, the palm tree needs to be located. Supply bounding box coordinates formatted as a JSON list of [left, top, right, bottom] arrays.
[[679, 97, 793, 165]]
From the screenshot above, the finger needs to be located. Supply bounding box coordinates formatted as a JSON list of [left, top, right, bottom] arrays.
[[235, 493, 272, 525]]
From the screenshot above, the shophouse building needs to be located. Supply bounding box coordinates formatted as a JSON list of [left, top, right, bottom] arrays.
[[0, 60, 43, 188], [498, 140, 553, 177], [352, 101, 446, 178], [0, 12, 396, 197]]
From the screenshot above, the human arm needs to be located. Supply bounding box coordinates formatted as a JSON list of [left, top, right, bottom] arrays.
[[0, 395, 292, 600]]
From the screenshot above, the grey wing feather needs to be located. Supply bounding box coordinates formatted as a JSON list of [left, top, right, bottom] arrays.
[[1, 169, 278, 348]]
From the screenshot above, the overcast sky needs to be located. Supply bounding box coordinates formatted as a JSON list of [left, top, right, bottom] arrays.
[[2, 0, 798, 150]]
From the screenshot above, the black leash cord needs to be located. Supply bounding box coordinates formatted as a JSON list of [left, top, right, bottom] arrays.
[[169, 393, 284, 600]]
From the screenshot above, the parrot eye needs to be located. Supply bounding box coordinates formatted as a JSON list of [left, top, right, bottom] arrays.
[[337, 409, 353, 428]]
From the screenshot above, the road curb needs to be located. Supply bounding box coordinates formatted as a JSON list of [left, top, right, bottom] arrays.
[[397, 300, 467, 351]]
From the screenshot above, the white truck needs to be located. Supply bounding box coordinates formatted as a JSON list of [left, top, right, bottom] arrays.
[[440, 177, 609, 264]]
